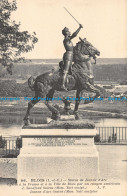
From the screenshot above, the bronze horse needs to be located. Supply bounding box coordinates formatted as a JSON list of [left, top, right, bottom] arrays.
[[24, 38, 100, 125]]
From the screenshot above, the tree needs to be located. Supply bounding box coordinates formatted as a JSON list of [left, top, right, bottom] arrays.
[[0, 0, 38, 74]]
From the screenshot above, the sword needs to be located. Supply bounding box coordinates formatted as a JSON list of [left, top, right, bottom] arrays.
[[63, 7, 80, 25]]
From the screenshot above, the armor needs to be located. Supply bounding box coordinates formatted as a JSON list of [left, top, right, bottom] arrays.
[[60, 24, 83, 91]]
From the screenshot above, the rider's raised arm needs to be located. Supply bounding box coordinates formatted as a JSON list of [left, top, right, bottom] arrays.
[[70, 24, 83, 39]]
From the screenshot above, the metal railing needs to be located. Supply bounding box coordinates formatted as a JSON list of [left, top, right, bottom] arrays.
[[96, 127, 127, 144], [0, 136, 21, 157], [0, 127, 127, 157]]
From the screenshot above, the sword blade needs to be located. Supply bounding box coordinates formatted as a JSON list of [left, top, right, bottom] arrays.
[[63, 7, 80, 25]]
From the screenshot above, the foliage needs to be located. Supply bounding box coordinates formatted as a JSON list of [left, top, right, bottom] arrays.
[[16, 138, 22, 148], [94, 63, 127, 81], [0, 136, 6, 148], [0, 0, 38, 74], [0, 80, 33, 96], [94, 134, 101, 142]]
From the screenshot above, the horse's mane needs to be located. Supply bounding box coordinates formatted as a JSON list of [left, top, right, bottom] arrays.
[[74, 39, 99, 58], [74, 40, 93, 52], [74, 42, 82, 55]]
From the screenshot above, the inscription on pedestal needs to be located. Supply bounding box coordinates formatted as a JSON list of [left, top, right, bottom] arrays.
[[23, 137, 93, 147], [18, 129, 99, 183]]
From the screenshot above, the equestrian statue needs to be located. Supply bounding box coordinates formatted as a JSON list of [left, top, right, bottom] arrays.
[[24, 36, 100, 125], [23, 9, 101, 126]]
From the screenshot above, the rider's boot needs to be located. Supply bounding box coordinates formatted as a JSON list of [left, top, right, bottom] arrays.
[[61, 71, 68, 91], [60, 60, 71, 91]]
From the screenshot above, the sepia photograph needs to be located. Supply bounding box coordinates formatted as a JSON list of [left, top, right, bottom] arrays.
[[0, 0, 127, 195]]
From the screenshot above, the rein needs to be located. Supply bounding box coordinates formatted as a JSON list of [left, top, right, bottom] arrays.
[[74, 42, 96, 64]]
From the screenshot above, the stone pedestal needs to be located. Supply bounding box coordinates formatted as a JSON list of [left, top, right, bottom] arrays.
[[17, 128, 99, 183]]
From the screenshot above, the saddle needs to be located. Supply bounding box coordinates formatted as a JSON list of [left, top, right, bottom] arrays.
[[59, 61, 72, 75]]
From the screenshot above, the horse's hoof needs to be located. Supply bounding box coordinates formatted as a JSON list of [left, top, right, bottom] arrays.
[[73, 112, 81, 120], [51, 113, 60, 121], [75, 115, 81, 120], [23, 118, 31, 126]]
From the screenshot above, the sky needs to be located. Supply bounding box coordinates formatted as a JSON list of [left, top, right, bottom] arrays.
[[11, 0, 127, 59]]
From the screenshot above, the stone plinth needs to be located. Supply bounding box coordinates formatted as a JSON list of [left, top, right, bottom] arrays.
[[23, 118, 95, 129], [17, 128, 99, 184]]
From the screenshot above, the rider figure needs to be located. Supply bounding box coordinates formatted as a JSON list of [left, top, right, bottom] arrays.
[[61, 24, 83, 91]]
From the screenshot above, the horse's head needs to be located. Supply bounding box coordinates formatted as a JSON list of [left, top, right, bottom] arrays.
[[74, 37, 100, 59]]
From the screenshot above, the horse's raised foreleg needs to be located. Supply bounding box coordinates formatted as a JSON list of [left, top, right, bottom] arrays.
[[83, 82, 100, 104], [45, 89, 60, 120], [73, 90, 81, 120], [24, 97, 40, 126]]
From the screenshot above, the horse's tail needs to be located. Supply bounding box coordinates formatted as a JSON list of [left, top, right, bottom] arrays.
[[28, 76, 35, 91]]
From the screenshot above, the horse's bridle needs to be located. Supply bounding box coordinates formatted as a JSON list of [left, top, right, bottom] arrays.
[[80, 42, 97, 64]]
